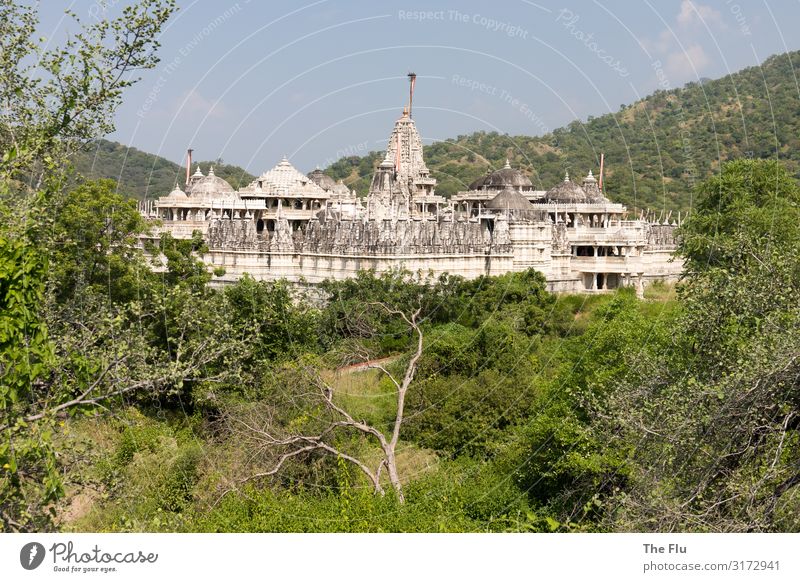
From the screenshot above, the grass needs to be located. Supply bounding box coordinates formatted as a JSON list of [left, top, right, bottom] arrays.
[[58, 361, 443, 532], [323, 368, 398, 425], [643, 279, 678, 302]]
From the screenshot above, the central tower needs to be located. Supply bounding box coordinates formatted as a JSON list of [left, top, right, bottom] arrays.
[[367, 75, 438, 219]]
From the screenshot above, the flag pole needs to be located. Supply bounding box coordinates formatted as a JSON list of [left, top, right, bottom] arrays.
[[599, 152, 604, 191], [408, 72, 416, 118]]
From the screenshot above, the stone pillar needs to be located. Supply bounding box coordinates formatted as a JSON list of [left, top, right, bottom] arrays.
[[636, 273, 644, 299], [592, 273, 598, 291]]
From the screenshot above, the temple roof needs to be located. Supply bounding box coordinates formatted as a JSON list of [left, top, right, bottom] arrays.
[[307, 168, 337, 191], [469, 159, 533, 191], [329, 180, 354, 198], [166, 182, 188, 199], [188, 166, 235, 197], [468, 170, 492, 191], [545, 171, 588, 203], [486, 188, 536, 210], [248, 157, 327, 196]]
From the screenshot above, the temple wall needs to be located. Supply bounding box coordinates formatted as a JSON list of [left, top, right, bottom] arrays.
[[151, 216, 683, 294], [205, 249, 514, 285], [201, 244, 681, 292], [507, 222, 553, 271]]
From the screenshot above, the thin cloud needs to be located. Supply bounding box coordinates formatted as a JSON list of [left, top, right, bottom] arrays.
[[676, 0, 725, 29], [666, 43, 711, 77], [645, 1, 725, 83]]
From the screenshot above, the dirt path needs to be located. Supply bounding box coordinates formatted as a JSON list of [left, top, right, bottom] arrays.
[[335, 355, 399, 374]]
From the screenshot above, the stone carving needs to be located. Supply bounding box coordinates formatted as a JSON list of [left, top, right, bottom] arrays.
[[145, 92, 682, 293]]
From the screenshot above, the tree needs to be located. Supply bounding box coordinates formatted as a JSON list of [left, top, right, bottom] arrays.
[[0, 0, 176, 190], [50, 179, 151, 303], [0, 0, 176, 531], [678, 158, 800, 276], [592, 159, 800, 532], [223, 303, 424, 503], [0, 233, 57, 530]]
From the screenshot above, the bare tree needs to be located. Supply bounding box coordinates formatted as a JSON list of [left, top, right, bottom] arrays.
[[225, 303, 424, 503]]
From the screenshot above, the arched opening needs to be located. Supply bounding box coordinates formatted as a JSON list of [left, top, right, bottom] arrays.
[[256, 219, 265, 233]]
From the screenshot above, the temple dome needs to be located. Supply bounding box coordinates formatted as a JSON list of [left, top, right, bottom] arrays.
[[545, 171, 587, 203], [307, 168, 337, 191], [166, 182, 188, 199], [188, 166, 234, 197], [486, 188, 535, 211], [470, 160, 532, 191], [468, 170, 491, 191], [250, 156, 326, 196], [581, 170, 608, 203]]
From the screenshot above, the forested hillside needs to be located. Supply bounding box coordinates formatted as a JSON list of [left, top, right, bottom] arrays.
[[71, 139, 255, 199], [76, 51, 800, 213], [326, 51, 800, 213]]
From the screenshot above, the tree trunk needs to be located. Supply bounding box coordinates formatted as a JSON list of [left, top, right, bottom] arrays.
[[385, 449, 405, 503]]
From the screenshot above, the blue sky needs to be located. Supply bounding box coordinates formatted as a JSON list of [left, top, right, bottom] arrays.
[[37, 0, 800, 175]]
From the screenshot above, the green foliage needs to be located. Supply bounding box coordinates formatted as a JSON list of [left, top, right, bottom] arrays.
[[406, 368, 538, 458], [679, 158, 800, 273], [500, 403, 627, 526], [0, 229, 60, 530], [678, 159, 800, 368], [159, 445, 202, 512], [451, 269, 573, 336], [0, 0, 176, 531], [223, 275, 318, 363], [190, 459, 533, 533], [116, 424, 162, 466], [153, 231, 212, 293], [319, 269, 456, 355], [50, 179, 151, 303]]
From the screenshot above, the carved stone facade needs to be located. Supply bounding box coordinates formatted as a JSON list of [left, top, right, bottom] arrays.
[[142, 98, 682, 296]]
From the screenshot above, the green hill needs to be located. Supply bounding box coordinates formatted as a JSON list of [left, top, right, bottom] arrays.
[[325, 50, 800, 213], [71, 139, 255, 199], [74, 51, 800, 212]]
